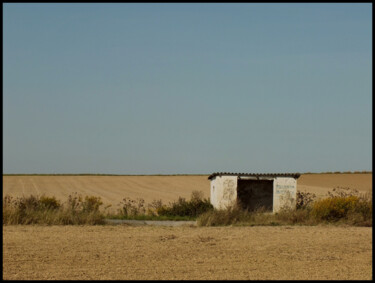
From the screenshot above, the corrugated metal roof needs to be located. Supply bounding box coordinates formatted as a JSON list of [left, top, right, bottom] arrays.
[[208, 172, 301, 180]]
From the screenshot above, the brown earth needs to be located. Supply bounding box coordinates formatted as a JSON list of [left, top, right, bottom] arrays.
[[3, 225, 372, 280], [2, 174, 372, 211]]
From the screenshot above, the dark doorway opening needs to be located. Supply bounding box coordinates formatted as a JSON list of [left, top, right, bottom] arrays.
[[237, 179, 273, 211]]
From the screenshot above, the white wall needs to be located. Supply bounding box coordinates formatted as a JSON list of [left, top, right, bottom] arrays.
[[210, 176, 238, 209], [273, 177, 297, 213], [210, 175, 298, 212]]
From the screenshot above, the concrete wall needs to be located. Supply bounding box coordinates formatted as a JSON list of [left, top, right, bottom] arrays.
[[210, 175, 298, 212], [273, 177, 297, 213], [210, 176, 237, 209]]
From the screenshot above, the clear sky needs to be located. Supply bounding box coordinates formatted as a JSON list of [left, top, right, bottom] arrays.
[[3, 3, 372, 174]]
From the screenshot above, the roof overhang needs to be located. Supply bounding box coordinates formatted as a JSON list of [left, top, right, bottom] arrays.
[[208, 172, 301, 180]]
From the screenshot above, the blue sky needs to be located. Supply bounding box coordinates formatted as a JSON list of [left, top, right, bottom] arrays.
[[3, 3, 372, 174]]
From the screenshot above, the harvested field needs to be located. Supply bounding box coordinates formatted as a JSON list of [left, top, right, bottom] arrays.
[[3, 174, 373, 280], [298, 173, 372, 199], [3, 225, 372, 280], [2, 173, 372, 210], [2, 175, 210, 212]]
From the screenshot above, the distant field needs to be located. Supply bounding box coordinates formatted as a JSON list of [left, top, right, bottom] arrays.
[[298, 173, 372, 198], [2, 175, 210, 211], [2, 173, 372, 211]]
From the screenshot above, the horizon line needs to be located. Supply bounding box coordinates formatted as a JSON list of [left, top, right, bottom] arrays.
[[2, 171, 372, 176]]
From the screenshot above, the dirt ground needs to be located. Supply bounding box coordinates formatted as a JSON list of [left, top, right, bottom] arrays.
[[3, 225, 372, 280], [2, 173, 372, 211]]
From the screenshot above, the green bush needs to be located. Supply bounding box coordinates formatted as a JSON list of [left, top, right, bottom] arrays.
[[156, 191, 213, 218]]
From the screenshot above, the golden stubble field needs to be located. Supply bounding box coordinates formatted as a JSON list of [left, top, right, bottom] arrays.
[[2, 173, 373, 280], [3, 225, 372, 280]]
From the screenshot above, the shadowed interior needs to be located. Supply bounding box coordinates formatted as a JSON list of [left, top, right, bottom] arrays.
[[237, 179, 273, 211]]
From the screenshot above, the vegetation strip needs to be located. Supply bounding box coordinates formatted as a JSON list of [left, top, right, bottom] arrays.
[[3, 187, 372, 227]]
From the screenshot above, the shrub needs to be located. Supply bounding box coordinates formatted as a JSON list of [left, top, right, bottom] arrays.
[[118, 197, 146, 217], [147, 199, 164, 216], [16, 195, 40, 212], [160, 197, 191, 217], [111, 191, 212, 220], [311, 187, 372, 225], [157, 191, 213, 218], [296, 191, 316, 210], [81, 196, 103, 213], [3, 193, 105, 225], [66, 193, 83, 214], [39, 195, 61, 210], [311, 196, 359, 221]]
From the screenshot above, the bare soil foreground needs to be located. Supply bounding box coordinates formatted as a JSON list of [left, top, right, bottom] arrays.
[[2, 173, 372, 210], [3, 225, 372, 280]]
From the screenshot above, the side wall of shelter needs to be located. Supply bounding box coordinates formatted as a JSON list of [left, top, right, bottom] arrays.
[[210, 176, 238, 209], [273, 177, 297, 213]]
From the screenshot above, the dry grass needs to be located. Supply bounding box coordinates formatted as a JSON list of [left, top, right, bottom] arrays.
[[3, 193, 105, 225], [197, 188, 372, 227], [3, 187, 371, 227], [3, 191, 213, 224]]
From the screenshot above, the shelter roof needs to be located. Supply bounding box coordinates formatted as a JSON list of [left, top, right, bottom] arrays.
[[208, 172, 301, 180]]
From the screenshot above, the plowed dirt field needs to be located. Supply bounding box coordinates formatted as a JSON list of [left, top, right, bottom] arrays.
[[3, 225, 372, 280]]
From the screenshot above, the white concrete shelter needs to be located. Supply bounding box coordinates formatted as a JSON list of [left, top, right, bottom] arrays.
[[208, 172, 301, 213]]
